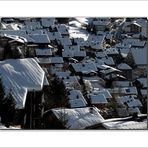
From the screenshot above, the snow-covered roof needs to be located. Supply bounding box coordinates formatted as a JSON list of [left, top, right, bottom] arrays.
[[0, 58, 45, 109], [131, 48, 147, 65], [140, 89, 147, 96], [71, 61, 98, 74], [95, 51, 107, 58], [68, 90, 85, 100], [0, 30, 34, 42], [51, 107, 104, 129], [117, 63, 132, 70], [62, 76, 80, 90], [124, 87, 138, 95], [68, 26, 88, 42], [56, 24, 69, 35], [69, 99, 87, 108], [30, 34, 50, 44], [89, 94, 108, 104], [47, 31, 62, 40], [62, 50, 86, 58], [117, 95, 142, 108], [68, 89, 87, 108], [68, 20, 82, 28], [64, 45, 80, 51], [2, 34, 27, 43], [105, 48, 119, 55], [92, 89, 112, 98], [99, 64, 121, 75], [83, 76, 105, 90], [103, 115, 147, 129], [123, 38, 146, 47], [113, 81, 131, 87], [101, 57, 115, 66], [35, 48, 53, 56], [55, 71, 71, 78], [86, 35, 105, 49], [58, 37, 72, 46], [41, 18, 55, 28], [93, 20, 109, 26], [25, 21, 42, 30], [35, 57, 64, 64]]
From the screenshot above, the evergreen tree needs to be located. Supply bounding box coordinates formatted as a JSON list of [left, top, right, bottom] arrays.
[[44, 76, 69, 109], [1, 92, 16, 127], [0, 77, 16, 127], [0, 76, 5, 116]]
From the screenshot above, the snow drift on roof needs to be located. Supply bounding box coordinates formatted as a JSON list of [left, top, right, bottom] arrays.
[[0, 58, 45, 109]]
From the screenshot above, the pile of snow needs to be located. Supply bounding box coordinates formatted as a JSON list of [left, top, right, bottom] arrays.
[[0, 58, 45, 109]]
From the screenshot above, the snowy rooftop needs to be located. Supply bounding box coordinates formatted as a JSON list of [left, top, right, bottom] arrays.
[[0, 58, 45, 109], [89, 94, 108, 104], [117, 63, 132, 70], [117, 95, 142, 108], [52, 107, 104, 129], [71, 61, 98, 74], [35, 48, 53, 56], [30, 34, 50, 44], [92, 89, 112, 99], [131, 48, 147, 65], [137, 78, 147, 88], [103, 115, 147, 129], [35, 57, 64, 64]]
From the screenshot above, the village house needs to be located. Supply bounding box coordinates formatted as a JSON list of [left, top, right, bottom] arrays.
[[123, 21, 142, 34], [0, 58, 48, 128], [69, 61, 98, 76], [67, 90, 87, 108], [43, 107, 105, 129]]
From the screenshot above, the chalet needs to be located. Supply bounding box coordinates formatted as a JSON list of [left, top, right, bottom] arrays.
[[35, 57, 64, 68], [41, 18, 55, 28], [0, 30, 35, 44], [117, 95, 142, 108], [83, 76, 105, 91], [70, 61, 98, 76], [62, 45, 86, 60], [62, 76, 81, 90], [123, 22, 142, 33], [57, 37, 72, 46], [46, 31, 62, 41], [35, 47, 53, 58], [55, 71, 71, 79], [92, 20, 110, 32], [92, 89, 112, 100], [123, 38, 146, 48], [104, 48, 119, 60], [131, 48, 147, 68], [24, 20, 42, 30], [56, 24, 69, 37], [67, 90, 87, 108], [43, 107, 104, 129], [30, 34, 51, 48], [0, 58, 48, 128], [89, 94, 108, 105], [85, 34, 105, 50]]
